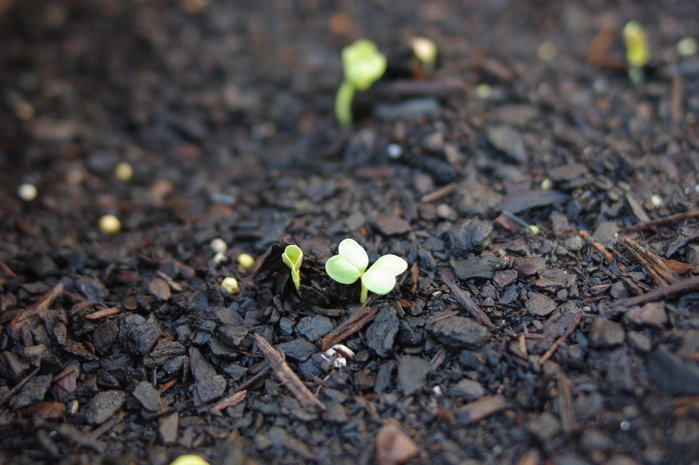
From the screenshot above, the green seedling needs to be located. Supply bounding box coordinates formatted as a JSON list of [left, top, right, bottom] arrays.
[[411, 37, 437, 72], [325, 238, 407, 303], [623, 20, 649, 85], [335, 39, 387, 127], [282, 244, 303, 295]]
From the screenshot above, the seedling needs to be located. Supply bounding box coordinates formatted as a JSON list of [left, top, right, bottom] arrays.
[[282, 244, 303, 295], [623, 20, 649, 85], [335, 39, 387, 127], [325, 238, 407, 303], [411, 37, 437, 71]]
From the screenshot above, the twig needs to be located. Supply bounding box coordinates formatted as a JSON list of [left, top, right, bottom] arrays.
[[619, 210, 699, 233], [210, 390, 247, 413], [438, 268, 495, 329], [579, 231, 614, 261], [539, 309, 583, 366], [319, 308, 376, 351], [557, 372, 577, 434], [0, 366, 40, 407], [8, 282, 64, 341], [604, 273, 699, 314], [621, 238, 679, 287], [420, 182, 457, 203], [252, 334, 325, 411], [85, 306, 121, 319]]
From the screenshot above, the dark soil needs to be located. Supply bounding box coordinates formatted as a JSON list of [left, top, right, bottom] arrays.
[[2, 1, 699, 464]]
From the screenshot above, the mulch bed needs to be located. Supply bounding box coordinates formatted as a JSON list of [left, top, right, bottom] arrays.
[[1, 1, 699, 464]]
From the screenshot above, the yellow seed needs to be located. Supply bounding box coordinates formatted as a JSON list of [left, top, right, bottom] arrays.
[[537, 41, 557, 61], [221, 277, 239, 295], [475, 83, 492, 99], [169, 455, 210, 465], [115, 162, 134, 182], [677, 37, 698, 57], [237, 253, 255, 269], [541, 178, 552, 191], [98, 214, 121, 234]]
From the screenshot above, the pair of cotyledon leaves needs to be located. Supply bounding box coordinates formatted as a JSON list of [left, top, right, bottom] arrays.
[[325, 238, 407, 296]]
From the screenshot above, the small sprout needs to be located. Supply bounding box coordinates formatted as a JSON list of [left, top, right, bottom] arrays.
[[335, 39, 387, 127], [18, 183, 38, 201], [237, 253, 255, 269], [169, 455, 210, 465], [677, 37, 698, 58], [386, 143, 402, 160], [281, 244, 303, 295], [411, 36, 437, 71], [221, 277, 239, 295], [114, 162, 134, 181], [210, 238, 228, 254], [623, 20, 649, 85], [98, 214, 121, 234], [322, 344, 355, 369], [325, 238, 407, 303]]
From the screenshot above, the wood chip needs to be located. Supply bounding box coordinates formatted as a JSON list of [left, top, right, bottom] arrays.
[[456, 395, 508, 424], [439, 268, 495, 329], [210, 390, 247, 413], [319, 308, 376, 351]]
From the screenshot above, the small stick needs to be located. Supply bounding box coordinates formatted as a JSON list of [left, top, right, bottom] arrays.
[[85, 306, 121, 319], [605, 273, 699, 313], [0, 366, 40, 407], [619, 210, 699, 232], [0, 261, 17, 278], [579, 231, 614, 261], [319, 308, 376, 351], [252, 334, 325, 411], [8, 282, 64, 341], [420, 182, 457, 203], [210, 390, 247, 413], [539, 309, 583, 366], [439, 268, 495, 329]]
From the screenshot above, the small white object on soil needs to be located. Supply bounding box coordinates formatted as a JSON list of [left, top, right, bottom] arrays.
[[386, 143, 402, 159], [115, 162, 134, 181], [221, 277, 239, 295], [18, 183, 38, 201], [98, 214, 121, 234], [238, 253, 254, 269], [213, 252, 227, 265], [677, 37, 698, 57], [210, 238, 228, 254]]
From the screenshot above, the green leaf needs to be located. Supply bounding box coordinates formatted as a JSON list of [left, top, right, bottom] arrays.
[[361, 268, 397, 295], [342, 39, 387, 91], [337, 238, 368, 273], [325, 255, 361, 284], [282, 245, 303, 272], [369, 254, 408, 276], [362, 255, 407, 295]]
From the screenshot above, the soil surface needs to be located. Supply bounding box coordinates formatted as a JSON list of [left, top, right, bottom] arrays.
[[2, 1, 699, 464]]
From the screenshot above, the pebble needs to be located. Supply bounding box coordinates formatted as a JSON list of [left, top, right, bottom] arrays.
[[296, 315, 334, 342], [589, 317, 625, 348], [0, 351, 32, 383], [449, 378, 485, 399], [426, 311, 489, 349], [525, 293, 556, 317], [374, 98, 440, 119], [647, 346, 699, 395], [132, 380, 161, 412], [486, 124, 526, 163], [83, 390, 126, 425], [371, 213, 412, 236], [624, 302, 667, 329], [451, 256, 503, 280], [449, 219, 493, 256], [10, 374, 53, 410], [397, 355, 430, 396], [366, 304, 399, 357], [275, 338, 317, 361]]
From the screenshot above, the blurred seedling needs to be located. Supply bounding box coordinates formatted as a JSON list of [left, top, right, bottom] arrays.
[[325, 238, 407, 303], [623, 20, 649, 85], [281, 244, 303, 295], [335, 39, 387, 127]]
